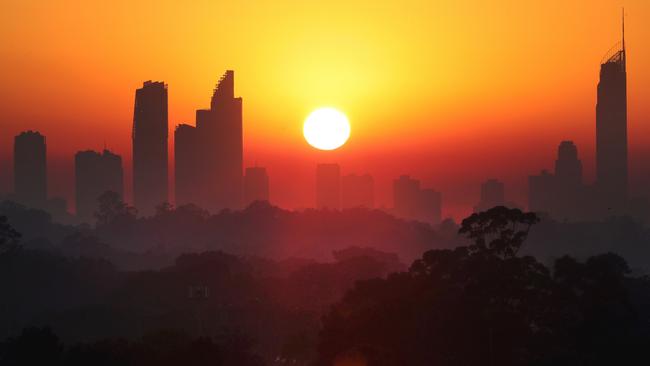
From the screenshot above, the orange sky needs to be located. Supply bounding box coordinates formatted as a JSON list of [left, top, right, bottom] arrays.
[[2, 1, 650, 219]]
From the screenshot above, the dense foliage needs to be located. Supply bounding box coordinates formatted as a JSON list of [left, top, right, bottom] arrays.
[[3, 205, 650, 365], [318, 207, 650, 366]]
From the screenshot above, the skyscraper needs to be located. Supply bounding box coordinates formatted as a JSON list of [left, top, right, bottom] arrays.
[[528, 170, 555, 215], [196, 70, 243, 212], [75, 149, 123, 222], [244, 167, 270, 206], [132, 81, 168, 215], [316, 164, 341, 209], [475, 179, 505, 212], [172, 71, 244, 212], [174, 124, 199, 206], [13, 131, 47, 208], [393, 175, 421, 219], [393, 175, 442, 225], [341, 174, 374, 209], [529, 141, 588, 220], [596, 16, 627, 207], [555, 141, 582, 188]]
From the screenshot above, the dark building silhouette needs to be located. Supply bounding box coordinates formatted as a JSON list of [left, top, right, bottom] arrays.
[[393, 175, 421, 219], [133, 81, 168, 215], [554, 141, 585, 218], [13, 131, 47, 208], [341, 173, 374, 209], [596, 18, 627, 208], [75, 149, 123, 222], [316, 164, 340, 209], [393, 175, 442, 225], [528, 170, 556, 215], [474, 179, 505, 212], [244, 167, 270, 206], [174, 124, 200, 206], [173, 71, 243, 212], [529, 141, 588, 220], [195, 71, 243, 212], [555, 141, 583, 189]]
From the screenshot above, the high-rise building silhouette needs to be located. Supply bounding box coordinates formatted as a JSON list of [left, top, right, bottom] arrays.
[[596, 16, 627, 207], [555, 141, 582, 188], [316, 164, 341, 209], [202, 71, 243, 211], [475, 179, 505, 212], [341, 174, 374, 209], [174, 124, 199, 207], [191, 71, 243, 212], [172, 71, 243, 212], [13, 131, 47, 208], [132, 81, 168, 215], [529, 141, 587, 220], [75, 149, 123, 222], [393, 175, 421, 219], [393, 175, 442, 225], [244, 167, 270, 206], [528, 170, 555, 215]]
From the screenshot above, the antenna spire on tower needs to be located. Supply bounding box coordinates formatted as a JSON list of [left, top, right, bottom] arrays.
[[622, 7, 625, 51]]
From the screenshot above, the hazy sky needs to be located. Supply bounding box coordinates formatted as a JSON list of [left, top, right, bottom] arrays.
[[2, 0, 650, 219]]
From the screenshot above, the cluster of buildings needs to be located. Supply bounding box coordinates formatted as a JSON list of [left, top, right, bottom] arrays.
[[8, 71, 269, 223], [526, 25, 641, 221], [314, 164, 442, 224], [8, 68, 445, 226], [4, 22, 643, 225]]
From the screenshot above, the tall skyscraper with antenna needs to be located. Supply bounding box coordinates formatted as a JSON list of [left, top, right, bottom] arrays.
[[596, 11, 628, 208]]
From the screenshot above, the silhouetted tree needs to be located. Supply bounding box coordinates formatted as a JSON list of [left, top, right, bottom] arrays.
[[459, 205, 539, 258], [95, 191, 137, 227], [0, 215, 21, 255]]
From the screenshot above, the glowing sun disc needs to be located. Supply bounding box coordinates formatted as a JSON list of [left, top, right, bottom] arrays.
[[303, 108, 350, 150]]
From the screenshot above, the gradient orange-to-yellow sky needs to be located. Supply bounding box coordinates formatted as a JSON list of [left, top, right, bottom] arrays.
[[2, 0, 650, 219]]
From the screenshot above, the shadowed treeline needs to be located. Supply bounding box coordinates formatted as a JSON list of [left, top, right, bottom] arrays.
[[2, 207, 650, 365], [0, 231, 403, 362], [3, 194, 650, 273], [317, 207, 650, 366], [0, 195, 464, 269]]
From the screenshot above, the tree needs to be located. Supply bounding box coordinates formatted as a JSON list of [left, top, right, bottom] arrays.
[[94, 191, 137, 227], [0, 215, 21, 255], [459, 205, 539, 258]]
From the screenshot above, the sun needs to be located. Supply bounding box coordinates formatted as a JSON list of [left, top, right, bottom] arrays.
[[303, 107, 351, 150]]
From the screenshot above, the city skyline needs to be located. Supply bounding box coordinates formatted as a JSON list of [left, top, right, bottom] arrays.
[[0, 23, 638, 222], [2, 3, 650, 219]]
